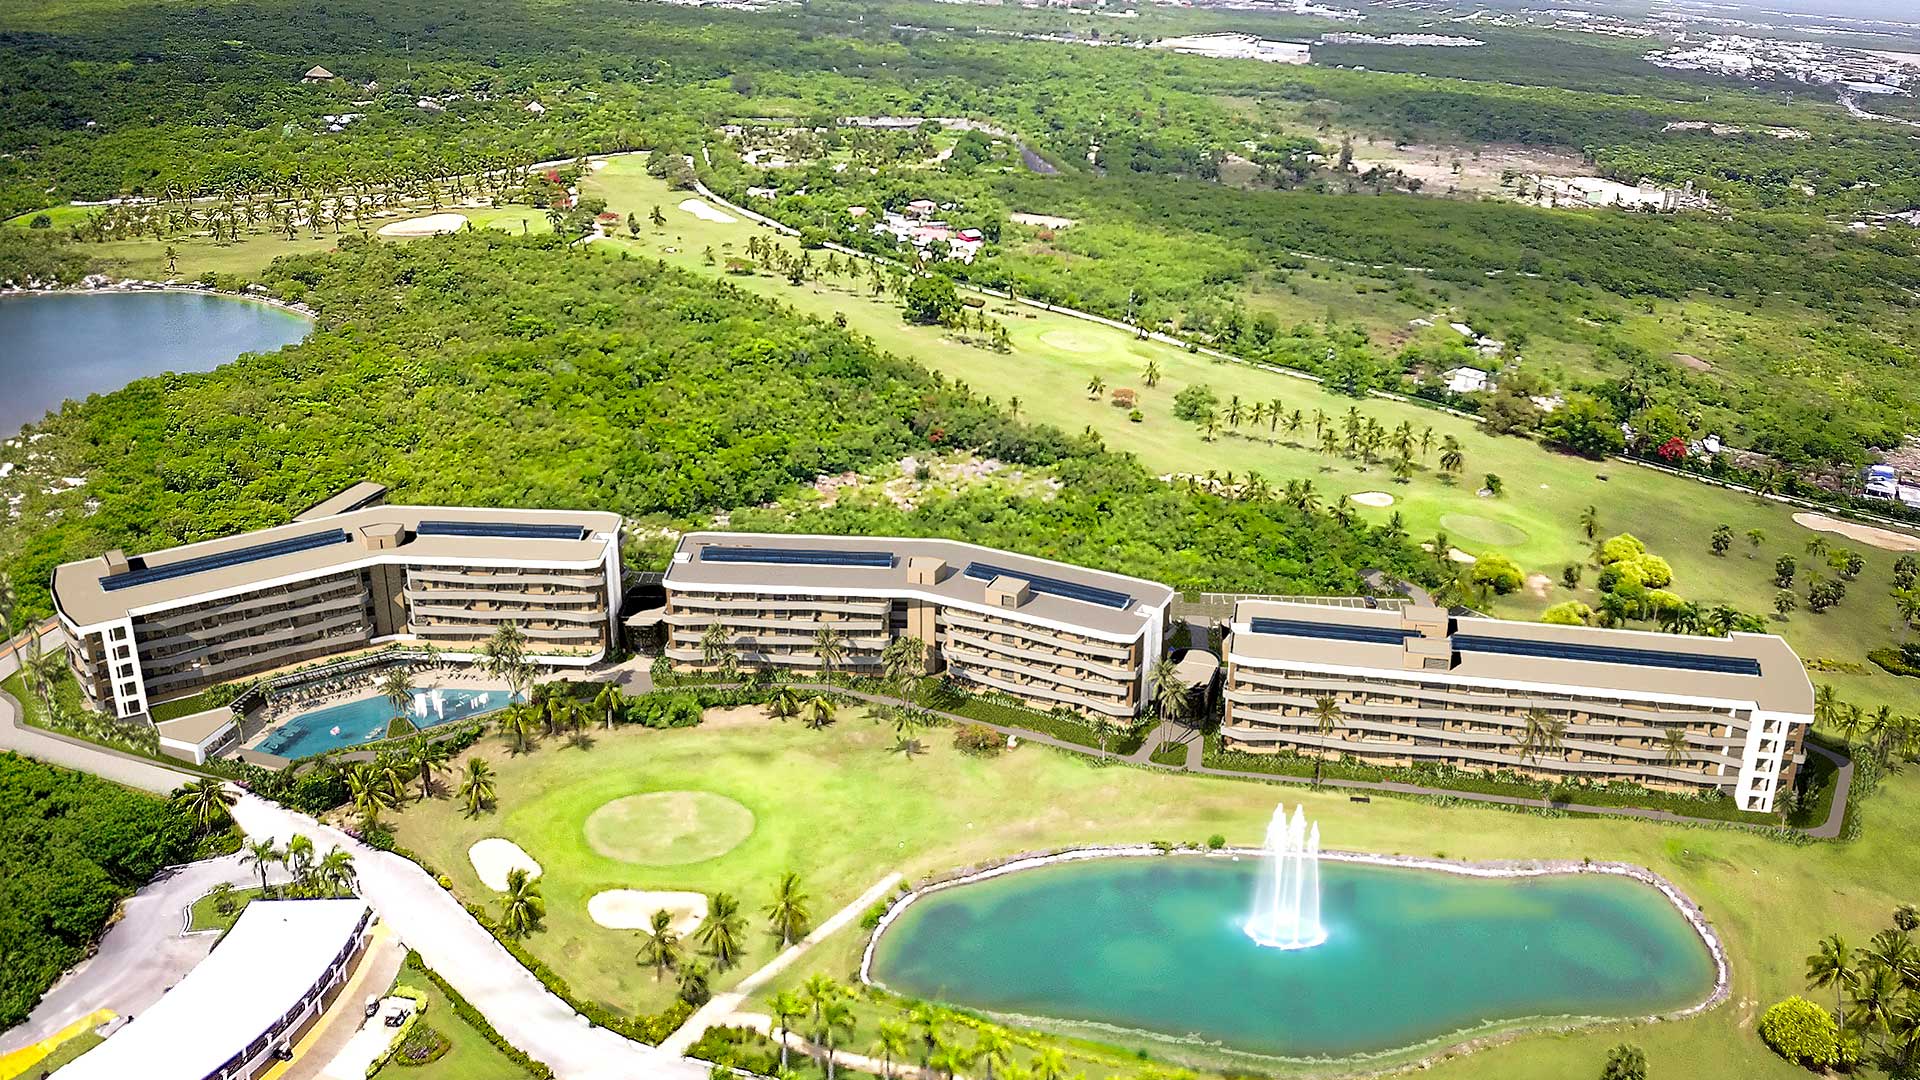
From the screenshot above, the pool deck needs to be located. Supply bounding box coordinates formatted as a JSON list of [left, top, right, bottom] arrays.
[[234, 664, 518, 765]]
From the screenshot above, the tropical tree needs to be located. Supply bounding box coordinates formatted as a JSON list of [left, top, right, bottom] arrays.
[[909, 1003, 943, 1071], [1438, 436, 1465, 479], [478, 620, 534, 699], [1148, 658, 1190, 725], [498, 867, 546, 937], [1142, 360, 1161, 387], [1032, 1047, 1071, 1080], [700, 622, 738, 677], [677, 959, 711, 1007], [285, 832, 316, 887], [1807, 933, 1858, 1016], [766, 871, 812, 947], [592, 683, 624, 730], [1519, 708, 1567, 767], [812, 623, 847, 683], [972, 1028, 1013, 1080], [639, 908, 682, 980], [1579, 505, 1600, 540], [346, 761, 401, 828], [172, 778, 237, 833], [696, 892, 747, 970], [817, 998, 856, 1080], [1310, 696, 1341, 787], [768, 990, 807, 1072], [881, 635, 927, 703], [317, 849, 358, 897], [498, 706, 538, 754], [768, 685, 803, 723], [871, 1020, 912, 1080], [241, 838, 282, 895], [405, 738, 450, 799], [1660, 727, 1690, 771], [928, 1038, 975, 1080], [458, 757, 496, 816], [800, 695, 837, 730], [381, 667, 416, 718]]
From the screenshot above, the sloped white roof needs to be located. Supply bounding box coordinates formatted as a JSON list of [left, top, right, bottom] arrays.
[[60, 900, 369, 1080]]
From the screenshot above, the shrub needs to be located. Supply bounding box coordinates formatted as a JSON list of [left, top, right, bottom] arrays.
[[1598, 533, 1647, 565], [1472, 552, 1525, 594], [1206, 833, 1226, 850], [1172, 384, 1218, 422], [1758, 996, 1838, 1067], [1600, 1043, 1646, 1080], [954, 724, 1004, 755], [393, 1022, 452, 1067], [405, 950, 554, 1079], [1542, 601, 1593, 626]]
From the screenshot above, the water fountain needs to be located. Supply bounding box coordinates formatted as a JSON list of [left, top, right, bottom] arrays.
[[1244, 804, 1326, 950]]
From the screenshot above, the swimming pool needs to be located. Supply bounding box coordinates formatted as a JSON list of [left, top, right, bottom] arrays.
[[256, 687, 520, 759]]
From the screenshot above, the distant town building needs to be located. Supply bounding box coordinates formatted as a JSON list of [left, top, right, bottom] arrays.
[[1443, 366, 1492, 395], [301, 65, 338, 83]]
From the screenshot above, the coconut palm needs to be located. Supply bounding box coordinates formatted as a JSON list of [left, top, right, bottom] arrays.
[[638, 908, 682, 980], [696, 891, 747, 970], [241, 838, 282, 895], [380, 667, 416, 719], [1579, 505, 1600, 540], [346, 761, 401, 828], [1807, 933, 1857, 1016], [1850, 961, 1903, 1051], [592, 683, 623, 730], [700, 622, 737, 676], [1310, 696, 1341, 787], [800, 695, 837, 730], [1148, 659, 1190, 725], [972, 1028, 1013, 1080], [768, 990, 807, 1072], [928, 1038, 975, 1080], [1438, 435, 1465, 479], [766, 871, 812, 947], [1660, 727, 1690, 772], [676, 959, 711, 1006], [813, 624, 847, 682], [872, 1021, 912, 1080], [283, 832, 316, 890], [881, 635, 927, 703], [817, 998, 856, 1080], [458, 757, 496, 816], [317, 849, 358, 897], [1032, 1047, 1070, 1080], [172, 777, 237, 833], [1519, 708, 1567, 767], [497, 867, 545, 938], [478, 621, 533, 699], [909, 1003, 942, 1070], [405, 738, 450, 799], [498, 705, 537, 754], [768, 685, 803, 723]]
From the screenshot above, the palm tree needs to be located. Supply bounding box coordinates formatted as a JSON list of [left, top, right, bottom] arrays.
[[881, 635, 926, 703], [458, 757, 496, 816], [1148, 658, 1189, 725], [317, 849, 358, 897], [638, 908, 682, 980], [800, 695, 837, 730], [972, 1028, 1013, 1080], [1814, 683, 1841, 729], [498, 706, 537, 754], [284, 832, 316, 889], [498, 867, 546, 938], [700, 621, 737, 676], [676, 959, 711, 1007], [172, 778, 237, 833], [1032, 1047, 1070, 1080], [1519, 708, 1567, 767], [1310, 696, 1341, 787], [928, 1038, 975, 1080], [241, 838, 282, 896], [817, 998, 856, 1080], [768, 990, 807, 1072], [1579, 505, 1600, 541], [1660, 727, 1690, 772], [1086, 375, 1106, 399], [478, 621, 534, 700], [1807, 933, 1857, 1016], [346, 761, 401, 828], [405, 738, 450, 800], [1850, 962, 1903, 1051], [1438, 436, 1465, 479], [872, 1021, 912, 1080], [695, 892, 747, 970], [766, 871, 812, 947], [592, 683, 623, 730], [768, 685, 803, 723], [1142, 360, 1161, 387], [803, 973, 841, 1029], [381, 667, 416, 720], [813, 623, 847, 682]]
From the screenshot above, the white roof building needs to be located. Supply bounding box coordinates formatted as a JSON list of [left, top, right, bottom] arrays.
[[61, 900, 372, 1080], [1443, 366, 1491, 394]]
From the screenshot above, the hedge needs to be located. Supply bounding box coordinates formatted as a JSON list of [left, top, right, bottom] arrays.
[[404, 949, 554, 1080], [1758, 996, 1838, 1067]]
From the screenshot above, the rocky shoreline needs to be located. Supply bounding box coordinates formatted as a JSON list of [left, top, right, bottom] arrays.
[[1, 275, 317, 320]]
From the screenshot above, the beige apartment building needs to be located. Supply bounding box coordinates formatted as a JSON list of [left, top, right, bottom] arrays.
[[1223, 599, 1813, 813], [50, 484, 622, 721], [654, 532, 1175, 718]]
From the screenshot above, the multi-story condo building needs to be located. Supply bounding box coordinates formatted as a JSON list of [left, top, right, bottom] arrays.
[[1223, 599, 1813, 812], [50, 484, 622, 722], [656, 532, 1174, 718]]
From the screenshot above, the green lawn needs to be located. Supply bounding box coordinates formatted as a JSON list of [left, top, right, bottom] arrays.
[[187, 885, 266, 933], [373, 954, 534, 1080], [388, 700, 1920, 1079], [23, 1030, 105, 1079], [579, 154, 1920, 716]]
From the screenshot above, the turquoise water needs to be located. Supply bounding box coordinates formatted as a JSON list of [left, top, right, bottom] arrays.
[[0, 291, 310, 434], [870, 856, 1714, 1059], [257, 688, 518, 759]]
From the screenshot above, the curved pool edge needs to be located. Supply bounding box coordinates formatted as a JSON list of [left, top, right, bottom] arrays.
[[859, 844, 1729, 1074]]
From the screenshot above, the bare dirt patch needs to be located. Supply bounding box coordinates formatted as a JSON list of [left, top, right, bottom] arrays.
[[1527, 573, 1554, 598], [377, 212, 468, 237], [1793, 512, 1920, 553], [1672, 353, 1713, 372], [1011, 212, 1077, 229]]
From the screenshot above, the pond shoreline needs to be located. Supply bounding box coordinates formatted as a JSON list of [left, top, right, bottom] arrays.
[[859, 843, 1728, 1076], [1, 278, 317, 321]]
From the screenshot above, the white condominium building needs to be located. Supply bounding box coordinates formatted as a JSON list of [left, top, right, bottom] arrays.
[[50, 484, 623, 721], [655, 532, 1175, 718], [1223, 599, 1813, 812]]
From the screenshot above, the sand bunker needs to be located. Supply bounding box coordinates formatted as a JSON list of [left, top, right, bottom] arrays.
[[1449, 548, 1478, 564], [377, 213, 468, 237], [469, 838, 542, 892], [1350, 491, 1395, 508], [677, 198, 736, 224], [1794, 512, 1920, 553], [1011, 212, 1077, 229], [588, 890, 709, 935]]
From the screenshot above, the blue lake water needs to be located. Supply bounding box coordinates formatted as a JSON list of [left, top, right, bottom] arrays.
[[257, 688, 520, 759], [871, 856, 1715, 1060], [0, 291, 311, 434]]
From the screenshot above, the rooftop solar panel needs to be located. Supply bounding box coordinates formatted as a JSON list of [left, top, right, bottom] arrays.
[[700, 545, 895, 569], [1247, 617, 1417, 646], [100, 529, 353, 592], [961, 561, 1131, 610], [417, 520, 589, 541], [1453, 634, 1762, 676]]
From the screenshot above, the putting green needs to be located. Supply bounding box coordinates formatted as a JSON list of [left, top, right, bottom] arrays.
[[584, 791, 755, 866], [1037, 329, 1105, 354], [1438, 513, 1531, 548]]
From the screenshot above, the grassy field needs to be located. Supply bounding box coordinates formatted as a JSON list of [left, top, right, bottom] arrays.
[[386, 701, 1920, 1079], [374, 954, 534, 1080], [18, 1030, 105, 1079], [186, 885, 265, 934], [578, 155, 1920, 715]]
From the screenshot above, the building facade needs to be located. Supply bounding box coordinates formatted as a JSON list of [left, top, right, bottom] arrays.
[[50, 485, 622, 721], [655, 532, 1174, 718], [1223, 600, 1813, 812]]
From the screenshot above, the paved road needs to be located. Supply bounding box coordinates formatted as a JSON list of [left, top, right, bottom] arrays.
[[0, 625, 195, 795], [0, 853, 291, 1055], [230, 795, 706, 1080]]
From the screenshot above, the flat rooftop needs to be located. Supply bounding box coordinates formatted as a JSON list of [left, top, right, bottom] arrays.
[[666, 532, 1174, 641], [1229, 599, 1813, 715], [58, 899, 369, 1080], [54, 503, 622, 628]]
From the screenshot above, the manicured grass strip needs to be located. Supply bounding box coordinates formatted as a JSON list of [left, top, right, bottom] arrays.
[[392, 951, 552, 1080]]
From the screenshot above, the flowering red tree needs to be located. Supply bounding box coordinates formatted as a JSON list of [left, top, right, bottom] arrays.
[[1655, 436, 1688, 463]]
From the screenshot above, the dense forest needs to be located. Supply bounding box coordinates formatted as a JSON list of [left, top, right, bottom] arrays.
[[0, 231, 1442, 621], [0, 754, 206, 1028]]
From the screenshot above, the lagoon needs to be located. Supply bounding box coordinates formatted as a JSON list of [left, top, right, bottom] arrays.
[[0, 291, 311, 434], [868, 855, 1715, 1061]]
